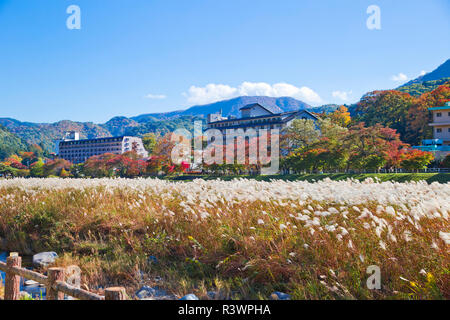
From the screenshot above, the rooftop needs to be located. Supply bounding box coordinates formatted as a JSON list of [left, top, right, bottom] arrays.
[[239, 103, 275, 114], [428, 101, 450, 111], [60, 136, 126, 144]]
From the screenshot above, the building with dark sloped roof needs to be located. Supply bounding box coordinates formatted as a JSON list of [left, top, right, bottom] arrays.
[[206, 103, 318, 133]]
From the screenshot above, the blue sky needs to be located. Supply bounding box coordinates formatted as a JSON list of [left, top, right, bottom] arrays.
[[0, 0, 449, 123]]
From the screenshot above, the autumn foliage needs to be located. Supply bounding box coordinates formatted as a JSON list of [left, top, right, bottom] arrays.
[[283, 119, 435, 173], [355, 81, 450, 145]]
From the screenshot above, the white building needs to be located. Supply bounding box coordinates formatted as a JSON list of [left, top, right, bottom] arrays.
[[56, 132, 148, 164]]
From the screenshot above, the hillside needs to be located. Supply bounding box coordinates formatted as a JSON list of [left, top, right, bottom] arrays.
[[397, 78, 450, 96], [103, 115, 204, 137], [131, 96, 312, 122], [0, 115, 206, 153], [0, 125, 29, 160], [0, 118, 111, 153], [0, 96, 314, 153], [397, 59, 450, 96], [404, 59, 450, 85]]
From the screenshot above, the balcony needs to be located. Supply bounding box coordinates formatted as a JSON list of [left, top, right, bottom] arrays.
[[428, 122, 450, 126], [413, 145, 450, 152]]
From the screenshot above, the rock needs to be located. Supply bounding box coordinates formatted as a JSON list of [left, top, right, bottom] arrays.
[[140, 296, 175, 300], [270, 291, 291, 300], [32, 251, 58, 267], [24, 279, 39, 286], [135, 286, 168, 299], [180, 294, 199, 300]]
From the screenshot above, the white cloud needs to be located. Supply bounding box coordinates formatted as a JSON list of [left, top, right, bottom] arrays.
[[419, 70, 427, 76], [145, 94, 167, 99], [184, 82, 323, 105], [391, 73, 408, 82], [332, 90, 352, 102], [184, 84, 237, 105]]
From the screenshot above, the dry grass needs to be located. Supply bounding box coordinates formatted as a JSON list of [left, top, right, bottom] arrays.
[[0, 178, 448, 299]]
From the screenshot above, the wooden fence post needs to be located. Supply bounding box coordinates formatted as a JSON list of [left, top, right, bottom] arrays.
[[47, 267, 65, 300], [105, 287, 127, 300], [5, 255, 21, 300]]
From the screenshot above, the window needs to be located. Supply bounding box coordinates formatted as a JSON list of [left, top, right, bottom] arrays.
[[436, 113, 442, 117], [436, 128, 442, 133]]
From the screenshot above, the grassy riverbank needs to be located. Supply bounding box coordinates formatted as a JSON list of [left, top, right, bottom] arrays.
[[0, 178, 448, 300], [170, 173, 450, 184]]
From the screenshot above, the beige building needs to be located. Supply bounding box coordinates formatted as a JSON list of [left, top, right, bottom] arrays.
[[429, 102, 450, 145], [207, 103, 318, 134], [57, 132, 148, 164]]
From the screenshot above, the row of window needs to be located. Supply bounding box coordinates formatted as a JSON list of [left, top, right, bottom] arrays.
[[210, 124, 283, 130], [436, 112, 450, 117], [210, 117, 283, 128], [61, 143, 122, 149], [60, 148, 122, 154], [62, 138, 123, 146], [436, 128, 450, 133]]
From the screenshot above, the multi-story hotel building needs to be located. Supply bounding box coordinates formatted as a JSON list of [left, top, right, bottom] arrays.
[[56, 132, 148, 164], [206, 103, 318, 133], [429, 101, 450, 145], [413, 101, 450, 161]]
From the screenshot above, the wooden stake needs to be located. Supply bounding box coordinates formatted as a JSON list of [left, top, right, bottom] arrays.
[[5, 255, 21, 300], [105, 287, 127, 300], [47, 267, 65, 300]]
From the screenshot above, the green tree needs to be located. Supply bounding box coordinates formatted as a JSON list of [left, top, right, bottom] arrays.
[[142, 133, 158, 154], [364, 154, 387, 172], [282, 119, 320, 153], [0, 163, 18, 177], [30, 158, 45, 177]]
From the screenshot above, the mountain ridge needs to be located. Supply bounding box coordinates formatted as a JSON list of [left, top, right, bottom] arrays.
[[401, 59, 450, 87], [0, 96, 316, 152], [2, 58, 449, 154], [131, 96, 312, 122]]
